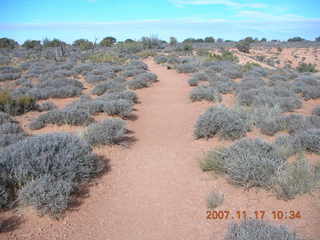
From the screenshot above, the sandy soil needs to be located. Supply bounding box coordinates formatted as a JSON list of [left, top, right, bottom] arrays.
[[2, 59, 320, 240]]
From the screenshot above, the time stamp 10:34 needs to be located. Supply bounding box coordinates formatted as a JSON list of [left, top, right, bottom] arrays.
[[206, 210, 302, 220]]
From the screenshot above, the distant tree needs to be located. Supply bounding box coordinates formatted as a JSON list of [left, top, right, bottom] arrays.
[[204, 37, 215, 43], [183, 38, 195, 43], [100, 37, 117, 47], [22, 40, 42, 49], [0, 38, 19, 49], [169, 37, 178, 46], [43, 38, 66, 48], [288, 36, 305, 42], [315, 36, 320, 42], [225, 40, 233, 42], [141, 36, 162, 49], [72, 39, 94, 50], [243, 37, 255, 44], [195, 38, 204, 43], [236, 40, 251, 53], [124, 39, 135, 43], [261, 38, 267, 42], [217, 38, 224, 43]]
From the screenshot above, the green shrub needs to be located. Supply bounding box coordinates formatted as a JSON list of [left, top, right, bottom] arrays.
[[0, 91, 36, 116], [22, 40, 42, 49], [100, 37, 116, 47], [296, 63, 317, 73], [72, 39, 94, 50], [0, 38, 18, 49]]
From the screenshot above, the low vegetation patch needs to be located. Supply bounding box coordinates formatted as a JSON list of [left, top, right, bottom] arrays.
[[194, 106, 250, 140], [225, 220, 301, 240]]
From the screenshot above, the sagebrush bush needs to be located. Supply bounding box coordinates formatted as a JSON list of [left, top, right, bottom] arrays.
[[127, 78, 150, 90], [176, 63, 197, 73], [0, 133, 104, 216], [99, 90, 138, 104], [18, 175, 74, 217], [135, 72, 158, 83], [0, 73, 21, 82], [194, 106, 250, 140], [0, 112, 13, 125], [312, 106, 320, 116], [274, 135, 302, 158], [225, 220, 300, 240], [102, 99, 133, 118], [37, 101, 57, 112], [202, 138, 285, 188], [29, 110, 94, 130], [294, 128, 320, 154], [82, 119, 126, 146], [273, 157, 318, 200], [0, 133, 27, 148], [154, 55, 168, 64], [92, 80, 125, 96], [190, 86, 222, 102]]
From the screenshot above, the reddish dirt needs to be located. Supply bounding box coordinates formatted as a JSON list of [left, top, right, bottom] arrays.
[[2, 59, 320, 240]]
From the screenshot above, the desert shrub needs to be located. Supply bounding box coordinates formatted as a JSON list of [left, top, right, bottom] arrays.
[[82, 119, 126, 146], [29, 110, 94, 130], [1, 133, 104, 185], [211, 80, 237, 94], [0, 168, 11, 208], [296, 63, 317, 73], [0, 112, 13, 125], [92, 80, 125, 96], [74, 64, 94, 74], [18, 175, 73, 217], [38, 78, 83, 89], [272, 157, 318, 200], [225, 220, 300, 240], [312, 106, 320, 116], [274, 135, 302, 158], [127, 78, 150, 90], [242, 62, 261, 72], [135, 72, 158, 83], [99, 90, 138, 103], [0, 123, 23, 135], [0, 56, 10, 65], [0, 133, 104, 215], [237, 87, 302, 112], [37, 101, 57, 112], [102, 99, 133, 118], [0, 91, 36, 115], [203, 138, 285, 188], [176, 63, 197, 73], [0, 66, 22, 74], [189, 72, 209, 86], [207, 191, 224, 209], [194, 106, 250, 140], [294, 129, 320, 154], [0, 73, 21, 82], [154, 55, 168, 64], [190, 86, 222, 102], [0, 133, 27, 148], [207, 50, 238, 63], [293, 75, 320, 100]]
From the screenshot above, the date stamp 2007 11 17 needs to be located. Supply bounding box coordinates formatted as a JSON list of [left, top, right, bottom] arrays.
[[206, 210, 302, 220]]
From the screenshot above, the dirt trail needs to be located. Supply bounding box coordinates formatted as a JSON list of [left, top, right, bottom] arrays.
[[4, 59, 320, 240], [4, 59, 215, 240]]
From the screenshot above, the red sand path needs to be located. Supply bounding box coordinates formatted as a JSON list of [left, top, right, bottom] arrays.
[[3, 59, 320, 240]]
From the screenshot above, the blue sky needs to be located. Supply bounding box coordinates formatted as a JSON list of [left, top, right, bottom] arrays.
[[1, 0, 320, 43]]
